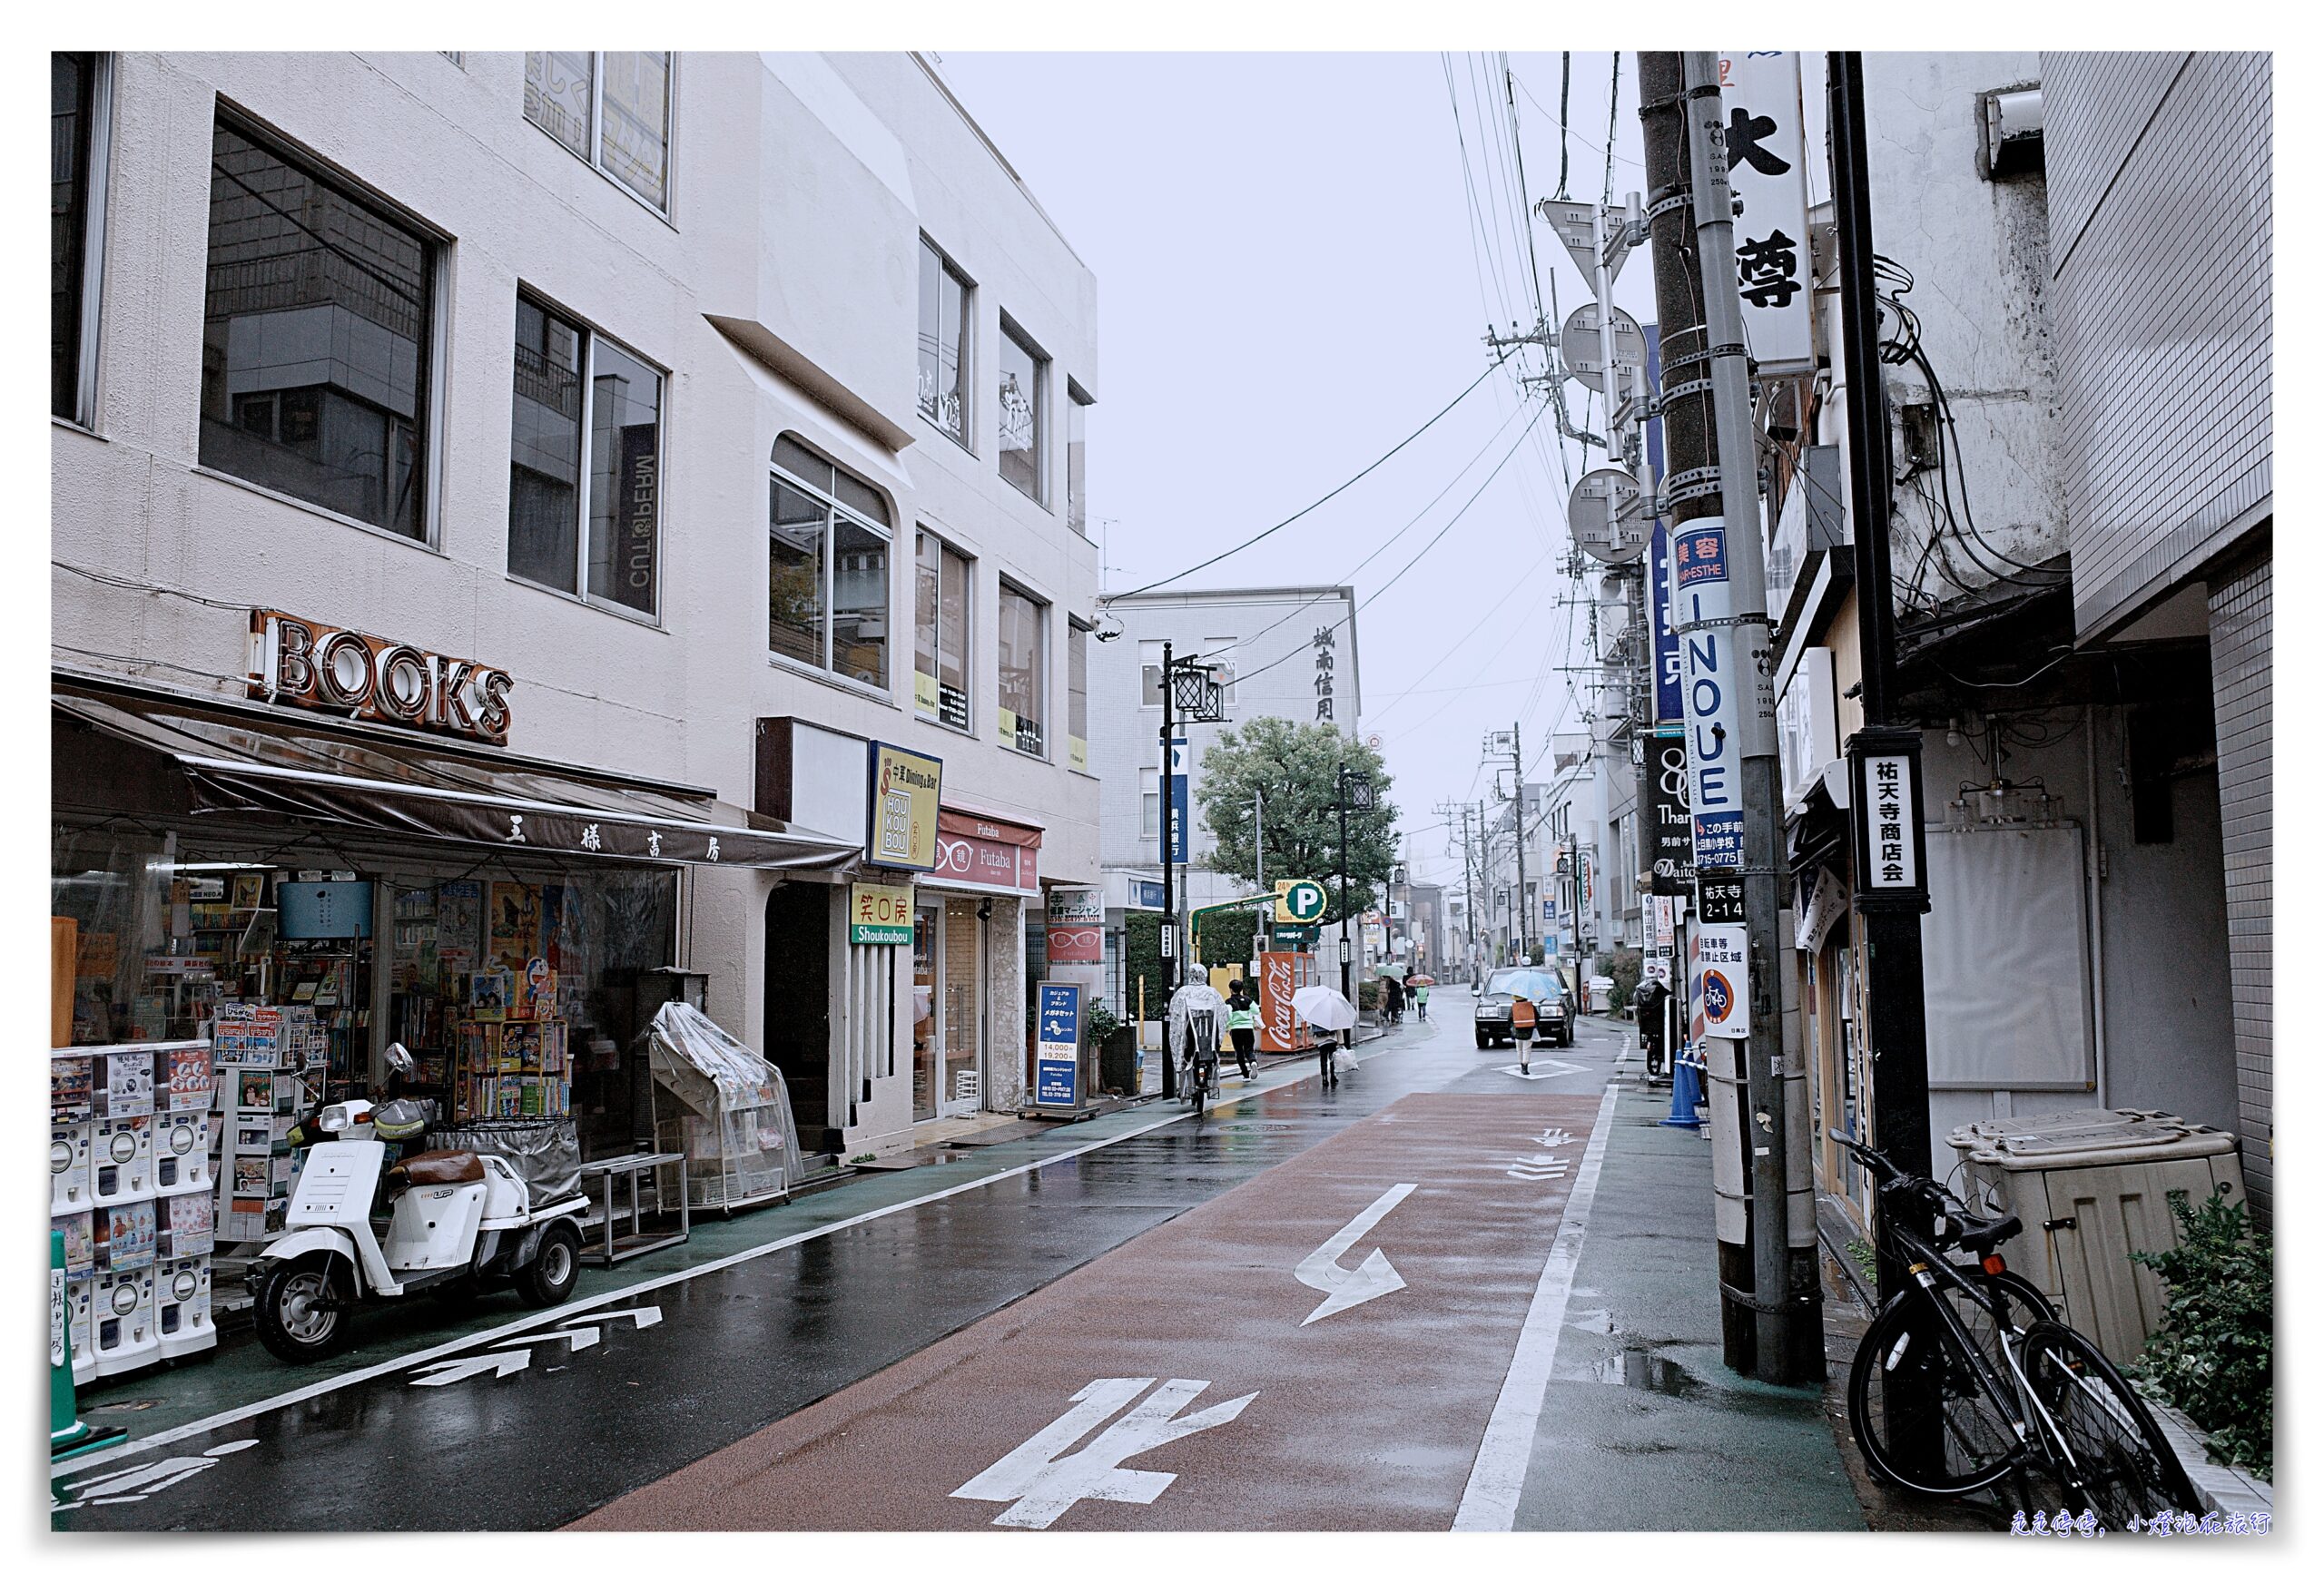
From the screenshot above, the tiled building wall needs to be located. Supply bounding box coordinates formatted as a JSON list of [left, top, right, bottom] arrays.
[[2042, 51, 2273, 635], [2207, 550, 2272, 1223]]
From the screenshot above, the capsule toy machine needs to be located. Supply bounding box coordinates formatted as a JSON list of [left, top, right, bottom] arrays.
[[153, 1042, 215, 1196], [88, 1045, 155, 1206], [50, 1051, 93, 1215], [54, 1209, 95, 1385], [157, 1192, 217, 1360], [92, 1199, 159, 1377]]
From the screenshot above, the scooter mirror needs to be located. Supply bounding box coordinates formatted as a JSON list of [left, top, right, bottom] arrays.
[[383, 1041, 417, 1077]]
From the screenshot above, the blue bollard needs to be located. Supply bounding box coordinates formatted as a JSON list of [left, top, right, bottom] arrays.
[[1659, 1044, 1706, 1131]]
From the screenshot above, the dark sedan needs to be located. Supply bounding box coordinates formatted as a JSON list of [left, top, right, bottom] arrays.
[[1473, 968, 1572, 1048]]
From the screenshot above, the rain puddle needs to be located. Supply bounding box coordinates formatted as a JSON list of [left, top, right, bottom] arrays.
[[1591, 1345, 1706, 1398]]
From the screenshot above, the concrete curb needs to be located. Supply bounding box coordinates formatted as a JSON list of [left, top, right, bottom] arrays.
[[2137, 1387, 2273, 1515]]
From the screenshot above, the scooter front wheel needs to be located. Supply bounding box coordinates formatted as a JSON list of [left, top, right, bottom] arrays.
[[255, 1253, 352, 1362]]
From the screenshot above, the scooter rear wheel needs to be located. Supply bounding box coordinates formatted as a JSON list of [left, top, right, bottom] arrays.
[[255, 1253, 351, 1362], [517, 1221, 581, 1307]]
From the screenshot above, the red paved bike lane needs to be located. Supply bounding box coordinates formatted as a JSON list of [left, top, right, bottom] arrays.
[[578, 1089, 1606, 1531]]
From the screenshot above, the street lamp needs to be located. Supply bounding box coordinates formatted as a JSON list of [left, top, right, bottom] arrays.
[[1335, 763, 1374, 1005], [1157, 640, 1226, 1098]]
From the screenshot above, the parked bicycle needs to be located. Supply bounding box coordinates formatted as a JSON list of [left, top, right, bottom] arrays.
[[1831, 1131, 2201, 1528]]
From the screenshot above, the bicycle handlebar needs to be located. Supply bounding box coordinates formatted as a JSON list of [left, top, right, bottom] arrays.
[[1827, 1129, 1905, 1185]]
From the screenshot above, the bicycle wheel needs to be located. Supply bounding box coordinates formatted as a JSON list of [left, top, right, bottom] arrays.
[[2019, 1321, 2201, 1526], [1848, 1292, 2022, 1496]]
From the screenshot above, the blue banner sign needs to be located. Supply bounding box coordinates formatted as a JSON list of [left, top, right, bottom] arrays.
[[1035, 983, 1081, 1108]]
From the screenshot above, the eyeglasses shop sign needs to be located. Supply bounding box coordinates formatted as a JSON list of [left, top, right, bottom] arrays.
[[249, 610, 512, 746]]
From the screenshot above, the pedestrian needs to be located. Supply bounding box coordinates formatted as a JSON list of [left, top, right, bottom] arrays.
[[1226, 978, 1258, 1081], [1318, 1028, 1339, 1087], [1633, 976, 1672, 1081], [1384, 975, 1404, 1025], [1413, 981, 1430, 1022]]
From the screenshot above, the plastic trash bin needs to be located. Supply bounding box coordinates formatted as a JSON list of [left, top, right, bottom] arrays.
[[1947, 1108, 2245, 1364]]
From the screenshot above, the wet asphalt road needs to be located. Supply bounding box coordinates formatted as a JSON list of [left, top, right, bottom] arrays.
[[54, 991, 1630, 1531]]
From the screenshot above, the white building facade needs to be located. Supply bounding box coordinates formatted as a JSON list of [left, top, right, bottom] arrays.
[[50, 51, 1100, 1164]]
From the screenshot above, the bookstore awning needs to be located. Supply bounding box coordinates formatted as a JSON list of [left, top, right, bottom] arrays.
[[54, 683, 858, 872]]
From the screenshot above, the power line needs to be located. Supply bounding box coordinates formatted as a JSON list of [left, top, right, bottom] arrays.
[[1101, 352, 1509, 602]]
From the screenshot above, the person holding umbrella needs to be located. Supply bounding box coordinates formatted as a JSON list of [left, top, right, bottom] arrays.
[[1291, 983, 1358, 1089]]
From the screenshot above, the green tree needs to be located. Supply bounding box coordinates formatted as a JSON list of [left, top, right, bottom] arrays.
[[1194, 718, 1397, 922]]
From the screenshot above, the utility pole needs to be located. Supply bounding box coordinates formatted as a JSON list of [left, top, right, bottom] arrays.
[[1157, 638, 1179, 1100], [1829, 51, 1935, 1296], [1334, 762, 1372, 1003], [1639, 51, 1818, 1383]]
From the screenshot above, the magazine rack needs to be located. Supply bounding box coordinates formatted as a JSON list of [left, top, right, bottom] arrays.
[[643, 1002, 804, 1214]]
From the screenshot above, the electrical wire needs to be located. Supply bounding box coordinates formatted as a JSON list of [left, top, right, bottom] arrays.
[[1101, 351, 1510, 602]]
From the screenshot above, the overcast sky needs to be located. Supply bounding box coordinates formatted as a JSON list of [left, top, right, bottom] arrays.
[[938, 51, 1660, 893]]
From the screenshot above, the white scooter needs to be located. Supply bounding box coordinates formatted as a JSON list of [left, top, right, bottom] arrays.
[[250, 1049, 590, 1362]]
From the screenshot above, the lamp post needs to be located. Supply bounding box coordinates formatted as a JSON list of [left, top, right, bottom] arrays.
[[1157, 641, 1226, 1099], [1335, 762, 1374, 1005]]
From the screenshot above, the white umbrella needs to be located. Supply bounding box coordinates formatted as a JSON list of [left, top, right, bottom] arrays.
[[1292, 985, 1358, 1032]]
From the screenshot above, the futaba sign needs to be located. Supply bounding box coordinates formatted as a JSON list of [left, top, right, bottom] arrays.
[[249, 610, 513, 745]]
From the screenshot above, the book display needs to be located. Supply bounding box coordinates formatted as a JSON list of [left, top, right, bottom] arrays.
[[50, 1040, 217, 1383], [210, 1005, 327, 1244]]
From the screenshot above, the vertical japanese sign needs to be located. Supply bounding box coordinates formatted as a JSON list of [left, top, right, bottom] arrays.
[[1034, 983, 1081, 1108], [1313, 624, 1338, 723], [1645, 325, 1684, 726], [1167, 735, 1190, 864], [1693, 923, 1750, 1039], [1716, 52, 1815, 376], [1854, 748, 1925, 897], [1672, 518, 1748, 870]]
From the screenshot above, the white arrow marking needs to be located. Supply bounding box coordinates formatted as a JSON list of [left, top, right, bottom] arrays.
[[507, 1324, 599, 1352], [409, 1348, 532, 1387], [1498, 1060, 1584, 1081], [952, 1377, 1257, 1529], [1531, 1128, 1578, 1148], [1295, 1183, 1416, 1324], [52, 1440, 259, 1510]]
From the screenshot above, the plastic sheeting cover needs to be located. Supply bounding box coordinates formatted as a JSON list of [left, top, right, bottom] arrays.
[[428, 1117, 580, 1205], [640, 1001, 805, 1190]]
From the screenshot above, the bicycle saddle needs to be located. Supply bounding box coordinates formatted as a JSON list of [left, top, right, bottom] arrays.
[[1949, 1208, 2022, 1254]]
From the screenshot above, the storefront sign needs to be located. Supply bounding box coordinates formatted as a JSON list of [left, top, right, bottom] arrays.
[[1034, 983, 1080, 1107], [1167, 735, 1190, 864], [1671, 516, 1771, 873], [1693, 922, 1750, 1039], [1273, 879, 1328, 924], [1651, 736, 1696, 895], [1797, 865, 1849, 952], [1715, 52, 1815, 376], [616, 422, 659, 613], [868, 743, 943, 870], [1130, 879, 1166, 911], [1045, 888, 1103, 964], [849, 882, 915, 946], [933, 809, 1041, 895], [249, 610, 513, 746]]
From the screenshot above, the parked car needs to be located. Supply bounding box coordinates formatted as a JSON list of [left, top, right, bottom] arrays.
[[1473, 968, 1572, 1048]]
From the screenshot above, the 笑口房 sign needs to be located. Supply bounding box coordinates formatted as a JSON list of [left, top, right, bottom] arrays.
[[249, 610, 514, 745], [868, 743, 943, 870], [848, 882, 914, 946], [1034, 983, 1081, 1109]]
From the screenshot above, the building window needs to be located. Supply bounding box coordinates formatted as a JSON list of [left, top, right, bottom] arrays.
[[1140, 769, 1160, 840], [1067, 382, 1092, 536], [1068, 618, 1091, 772], [200, 117, 435, 540], [914, 530, 972, 732], [524, 51, 671, 211], [917, 239, 970, 447], [998, 319, 1046, 503], [52, 52, 108, 426], [770, 435, 891, 689], [507, 292, 662, 615], [997, 582, 1047, 756], [1139, 638, 1163, 707]]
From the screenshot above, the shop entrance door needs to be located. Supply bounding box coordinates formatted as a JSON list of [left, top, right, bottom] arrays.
[[911, 904, 940, 1122], [940, 896, 983, 1116]]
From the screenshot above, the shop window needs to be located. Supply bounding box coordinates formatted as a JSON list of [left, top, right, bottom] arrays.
[[770, 435, 891, 690], [917, 238, 970, 447], [998, 317, 1046, 503], [997, 581, 1047, 757], [524, 51, 672, 212], [199, 116, 436, 540], [50, 825, 676, 1155], [508, 291, 664, 615], [1068, 618, 1091, 772], [52, 52, 109, 426], [1066, 381, 1092, 536], [914, 530, 972, 731]]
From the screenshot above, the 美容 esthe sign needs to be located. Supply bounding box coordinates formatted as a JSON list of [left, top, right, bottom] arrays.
[[867, 743, 942, 870]]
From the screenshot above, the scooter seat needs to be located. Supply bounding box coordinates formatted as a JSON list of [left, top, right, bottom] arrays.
[[389, 1149, 487, 1187]]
